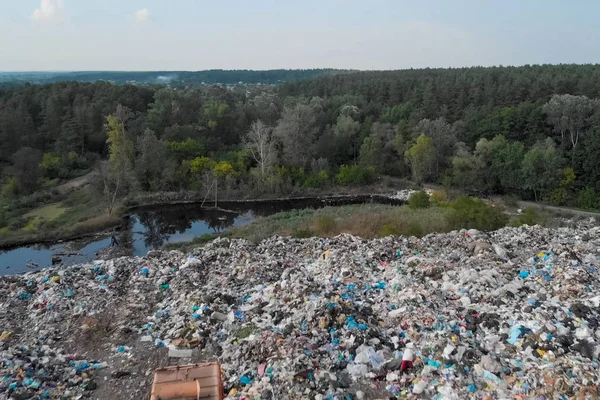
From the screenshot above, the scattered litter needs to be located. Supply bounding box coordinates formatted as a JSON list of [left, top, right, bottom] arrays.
[[1, 220, 600, 398]]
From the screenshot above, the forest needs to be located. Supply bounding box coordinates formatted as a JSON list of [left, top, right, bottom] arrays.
[[0, 69, 345, 86], [2, 63, 600, 223]]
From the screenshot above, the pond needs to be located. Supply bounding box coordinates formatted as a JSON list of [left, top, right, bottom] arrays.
[[0, 195, 402, 275]]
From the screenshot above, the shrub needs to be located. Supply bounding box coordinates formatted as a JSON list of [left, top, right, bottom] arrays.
[[316, 216, 336, 234], [408, 191, 431, 209], [447, 195, 508, 231], [379, 223, 401, 237], [407, 221, 424, 237], [8, 217, 29, 231], [550, 188, 568, 206], [1, 178, 17, 200], [39, 153, 62, 179], [577, 187, 600, 211], [166, 138, 204, 161], [303, 171, 329, 188], [430, 190, 448, 203], [335, 165, 375, 186], [293, 228, 314, 238], [511, 207, 545, 227], [194, 233, 216, 243]]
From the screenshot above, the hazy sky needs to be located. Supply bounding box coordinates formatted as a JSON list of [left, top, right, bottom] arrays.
[[1, 0, 599, 71]]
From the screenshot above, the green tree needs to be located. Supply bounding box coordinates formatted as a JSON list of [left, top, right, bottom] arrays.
[[577, 187, 600, 211], [543, 94, 595, 149], [413, 118, 456, 179], [1, 177, 17, 200], [247, 92, 282, 126], [12, 147, 42, 194], [100, 115, 135, 215], [359, 135, 384, 172], [136, 129, 167, 191], [166, 138, 204, 162], [404, 134, 434, 184], [335, 165, 375, 186], [213, 161, 235, 178], [521, 139, 562, 201], [39, 153, 62, 180], [450, 149, 481, 191], [188, 157, 216, 174], [274, 103, 320, 168], [474, 135, 508, 193], [203, 101, 230, 130], [550, 167, 576, 206], [334, 114, 361, 162], [359, 123, 402, 175], [493, 140, 525, 193]]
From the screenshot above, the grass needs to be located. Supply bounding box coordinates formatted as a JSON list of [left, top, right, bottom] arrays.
[[0, 186, 122, 247], [24, 202, 66, 220], [161, 204, 454, 251], [22, 203, 66, 232], [163, 232, 226, 252], [230, 204, 454, 243]]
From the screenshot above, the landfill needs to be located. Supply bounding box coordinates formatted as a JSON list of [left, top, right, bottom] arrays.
[[2, 219, 600, 399]]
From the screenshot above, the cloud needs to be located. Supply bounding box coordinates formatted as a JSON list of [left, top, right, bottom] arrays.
[[31, 0, 64, 21], [135, 9, 150, 22]]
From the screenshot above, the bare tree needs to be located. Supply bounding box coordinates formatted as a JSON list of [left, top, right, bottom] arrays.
[[98, 162, 124, 216], [244, 120, 276, 177]]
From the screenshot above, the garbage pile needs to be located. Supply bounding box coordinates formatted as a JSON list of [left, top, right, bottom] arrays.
[[389, 189, 433, 201], [2, 220, 600, 399]]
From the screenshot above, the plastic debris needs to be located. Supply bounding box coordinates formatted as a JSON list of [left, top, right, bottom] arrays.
[[1, 220, 600, 398]]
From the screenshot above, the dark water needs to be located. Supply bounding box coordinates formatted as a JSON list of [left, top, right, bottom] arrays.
[[0, 196, 402, 275]]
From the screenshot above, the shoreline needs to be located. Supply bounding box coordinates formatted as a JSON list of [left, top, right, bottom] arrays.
[[0, 191, 406, 252]]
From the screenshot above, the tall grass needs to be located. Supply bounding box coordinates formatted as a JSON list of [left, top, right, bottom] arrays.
[[231, 204, 453, 242], [0, 186, 121, 246]]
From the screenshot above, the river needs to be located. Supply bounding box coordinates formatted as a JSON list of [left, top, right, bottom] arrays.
[[0, 195, 403, 275]]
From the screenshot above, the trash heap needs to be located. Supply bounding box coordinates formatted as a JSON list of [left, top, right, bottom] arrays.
[[389, 189, 433, 201], [2, 220, 600, 399]]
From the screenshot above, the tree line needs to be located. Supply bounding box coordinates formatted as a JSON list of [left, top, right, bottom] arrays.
[[3, 64, 600, 211], [0, 69, 346, 86]]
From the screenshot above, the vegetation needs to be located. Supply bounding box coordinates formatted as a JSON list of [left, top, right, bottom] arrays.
[[510, 207, 547, 227], [4, 64, 600, 245], [447, 196, 509, 232], [0, 69, 347, 86], [163, 232, 222, 252], [197, 196, 519, 245], [230, 204, 453, 243], [408, 191, 431, 209], [0, 185, 121, 246]]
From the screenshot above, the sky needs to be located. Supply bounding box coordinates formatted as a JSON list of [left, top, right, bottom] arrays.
[[1, 0, 600, 71]]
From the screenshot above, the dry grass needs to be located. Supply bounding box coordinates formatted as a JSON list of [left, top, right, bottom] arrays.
[[231, 204, 453, 242]]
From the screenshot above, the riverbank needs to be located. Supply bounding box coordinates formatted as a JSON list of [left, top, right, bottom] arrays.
[[164, 196, 517, 252], [0, 186, 124, 249], [0, 181, 413, 250], [2, 222, 599, 398], [126, 179, 413, 208], [162, 203, 449, 252]]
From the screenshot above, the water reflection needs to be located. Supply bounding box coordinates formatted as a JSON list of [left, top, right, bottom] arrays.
[[132, 207, 241, 249], [0, 195, 404, 275]]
